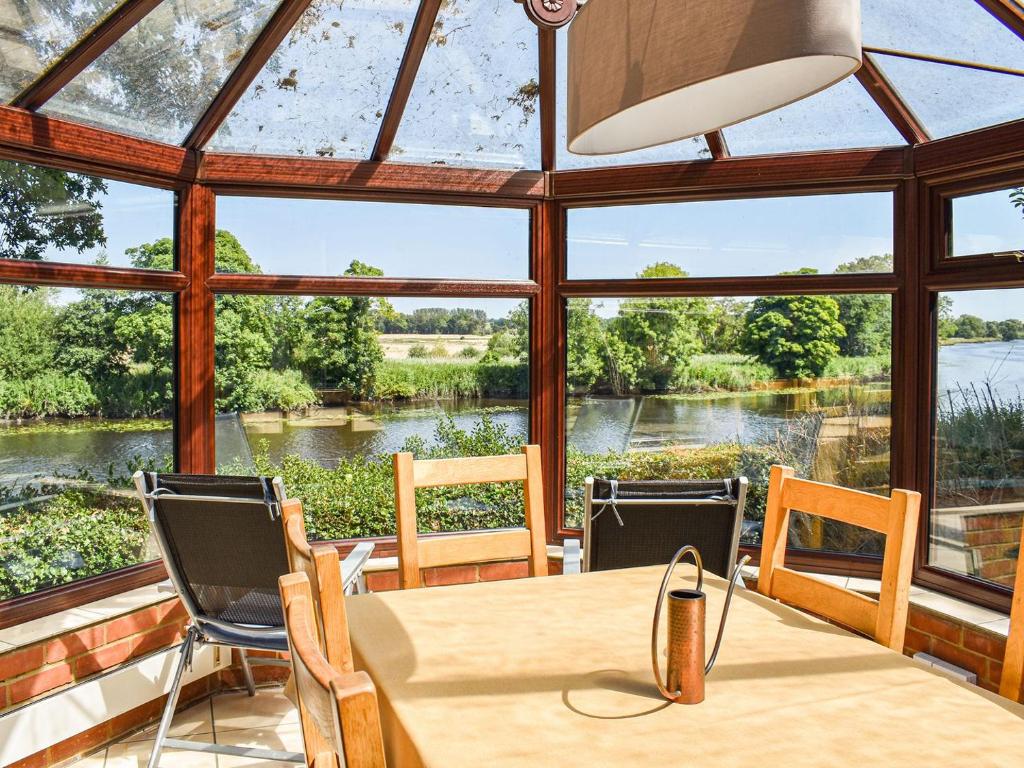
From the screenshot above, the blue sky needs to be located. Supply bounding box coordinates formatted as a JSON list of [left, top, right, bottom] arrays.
[[44, 180, 1024, 321]]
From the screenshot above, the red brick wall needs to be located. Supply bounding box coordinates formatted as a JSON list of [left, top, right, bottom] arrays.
[[962, 510, 1023, 587], [903, 604, 1007, 693]]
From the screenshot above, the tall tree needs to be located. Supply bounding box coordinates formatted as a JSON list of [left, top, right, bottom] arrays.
[[835, 254, 893, 356], [566, 299, 606, 391]]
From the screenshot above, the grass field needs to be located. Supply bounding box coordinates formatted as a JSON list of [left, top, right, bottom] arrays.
[[380, 334, 491, 360]]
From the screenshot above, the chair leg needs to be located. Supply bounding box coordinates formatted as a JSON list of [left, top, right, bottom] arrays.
[[238, 649, 257, 697], [147, 625, 198, 768]]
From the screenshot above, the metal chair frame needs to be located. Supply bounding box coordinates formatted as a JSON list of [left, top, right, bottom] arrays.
[[133, 472, 373, 768]]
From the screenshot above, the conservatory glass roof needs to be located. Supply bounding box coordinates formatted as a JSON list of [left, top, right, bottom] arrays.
[[1, 0, 1023, 168]]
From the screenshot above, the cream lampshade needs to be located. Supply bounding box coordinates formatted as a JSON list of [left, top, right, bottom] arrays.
[[567, 0, 862, 155]]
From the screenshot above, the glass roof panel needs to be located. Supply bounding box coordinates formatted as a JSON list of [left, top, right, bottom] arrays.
[[555, 28, 709, 169], [0, 0, 122, 104], [873, 54, 1024, 139], [41, 0, 281, 145], [862, 0, 1024, 69], [723, 76, 906, 156], [209, 0, 416, 158], [389, 0, 540, 169]]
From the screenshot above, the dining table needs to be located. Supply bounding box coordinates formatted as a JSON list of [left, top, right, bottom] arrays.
[[345, 565, 1024, 767]]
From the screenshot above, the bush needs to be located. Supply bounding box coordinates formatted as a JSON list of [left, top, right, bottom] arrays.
[[372, 360, 528, 400], [219, 368, 318, 413], [0, 489, 150, 600], [407, 343, 429, 359], [428, 343, 449, 358], [0, 371, 98, 418], [459, 346, 481, 359]]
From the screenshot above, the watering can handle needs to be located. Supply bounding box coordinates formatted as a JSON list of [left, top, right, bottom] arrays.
[[651, 548, 752, 699]]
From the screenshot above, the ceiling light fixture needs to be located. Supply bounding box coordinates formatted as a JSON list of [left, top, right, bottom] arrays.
[[567, 0, 862, 155]]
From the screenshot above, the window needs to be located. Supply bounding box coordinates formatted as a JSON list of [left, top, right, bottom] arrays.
[[0, 159, 174, 269], [931, 288, 1024, 587], [948, 185, 1024, 259], [213, 289, 530, 541], [566, 193, 894, 280], [215, 197, 530, 279], [563, 293, 893, 558], [0, 286, 173, 600]]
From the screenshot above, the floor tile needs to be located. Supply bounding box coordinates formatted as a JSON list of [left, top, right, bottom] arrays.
[[215, 724, 305, 768], [121, 700, 214, 743], [212, 689, 298, 733], [105, 742, 216, 768], [0, 608, 101, 648]]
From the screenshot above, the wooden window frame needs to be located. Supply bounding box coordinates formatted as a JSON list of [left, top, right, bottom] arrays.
[[3, 108, 1024, 624]]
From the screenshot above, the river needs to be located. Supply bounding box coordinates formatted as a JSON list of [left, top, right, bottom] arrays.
[[0, 341, 1020, 485]]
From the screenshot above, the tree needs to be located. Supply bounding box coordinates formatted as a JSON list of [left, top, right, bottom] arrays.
[[700, 298, 749, 354], [0, 161, 107, 261], [303, 260, 384, 396], [566, 299, 605, 391], [741, 275, 845, 378], [834, 255, 893, 357], [937, 295, 957, 339], [997, 318, 1024, 341], [484, 301, 528, 363], [0, 286, 57, 379], [607, 263, 708, 391], [954, 314, 987, 339]]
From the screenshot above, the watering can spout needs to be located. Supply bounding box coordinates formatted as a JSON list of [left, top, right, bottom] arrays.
[[652, 546, 752, 704]]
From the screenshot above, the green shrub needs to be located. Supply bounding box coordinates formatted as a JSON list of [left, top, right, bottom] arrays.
[[459, 346, 481, 359], [372, 360, 527, 400], [428, 343, 449, 358], [0, 371, 98, 418], [0, 489, 150, 600], [407, 343, 429, 359], [219, 368, 317, 413]]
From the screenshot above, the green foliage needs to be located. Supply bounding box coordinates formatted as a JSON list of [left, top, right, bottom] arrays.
[[428, 342, 449, 358], [672, 355, 774, 393], [459, 346, 481, 359], [0, 372, 98, 418], [381, 307, 491, 335], [226, 368, 318, 413], [566, 299, 606, 391], [954, 314, 988, 339], [833, 255, 893, 357], [0, 490, 149, 600], [372, 360, 528, 400], [407, 343, 430, 359], [822, 355, 891, 379], [998, 319, 1024, 341], [0, 285, 58, 380], [741, 277, 845, 378], [0, 161, 107, 262]]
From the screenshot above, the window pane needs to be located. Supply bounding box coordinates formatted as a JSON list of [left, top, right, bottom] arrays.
[[932, 289, 1024, 587], [0, 286, 173, 600], [215, 196, 529, 279], [209, 0, 416, 158], [390, 0, 540, 169], [950, 186, 1024, 258], [723, 76, 905, 156], [872, 54, 1024, 139], [555, 27, 710, 169], [214, 291, 529, 540], [567, 193, 893, 280], [0, 0, 121, 103], [42, 0, 281, 144], [564, 294, 893, 558], [0, 159, 174, 269]]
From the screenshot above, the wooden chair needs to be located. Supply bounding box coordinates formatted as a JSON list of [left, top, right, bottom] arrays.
[[279, 571, 386, 768], [757, 465, 921, 651], [1000, 528, 1024, 702], [392, 445, 548, 589]]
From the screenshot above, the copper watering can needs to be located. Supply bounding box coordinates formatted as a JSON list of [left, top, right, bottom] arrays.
[[651, 546, 751, 704]]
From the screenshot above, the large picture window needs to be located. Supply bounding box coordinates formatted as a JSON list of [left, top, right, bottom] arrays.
[[930, 288, 1024, 587], [564, 291, 893, 558], [0, 285, 173, 600]]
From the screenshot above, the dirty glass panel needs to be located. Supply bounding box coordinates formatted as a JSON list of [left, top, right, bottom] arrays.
[[931, 289, 1024, 587], [567, 193, 893, 280], [862, 0, 1024, 70], [949, 185, 1024, 258], [872, 54, 1024, 139], [216, 195, 528, 279], [724, 76, 905, 156], [563, 295, 893, 559], [389, 0, 540, 169], [209, 0, 416, 158], [0, 286, 173, 600], [0, 157, 174, 269], [555, 27, 709, 169], [42, 0, 281, 144], [214, 293, 529, 541], [0, 0, 121, 103]]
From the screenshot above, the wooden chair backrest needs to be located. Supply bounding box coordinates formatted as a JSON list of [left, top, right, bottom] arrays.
[[279, 573, 386, 768], [393, 445, 548, 589], [757, 465, 921, 651], [281, 500, 353, 673], [1000, 526, 1024, 702]]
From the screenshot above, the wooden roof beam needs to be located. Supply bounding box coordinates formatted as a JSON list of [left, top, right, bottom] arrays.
[[371, 0, 443, 162], [184, 0, 314, 150], [974, 0, 1024, 44], [539, 28, 556, 171], [12, 0, 162, 111], [855, 53, 930, 145], [705, 131, 730, 160]]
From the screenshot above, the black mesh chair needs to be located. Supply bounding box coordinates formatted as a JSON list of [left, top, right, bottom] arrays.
[[571, 477, 748, 579], [133, 472, 373, 768]]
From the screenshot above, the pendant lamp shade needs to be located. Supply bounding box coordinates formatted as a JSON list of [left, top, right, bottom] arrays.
[[567, 0, 862, 155]]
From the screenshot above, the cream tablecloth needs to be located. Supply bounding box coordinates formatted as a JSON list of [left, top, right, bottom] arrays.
[[347, 565, 1024, 767]]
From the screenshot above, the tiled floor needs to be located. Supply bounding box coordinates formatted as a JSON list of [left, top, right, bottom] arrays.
[[77, 688, 301, 768]]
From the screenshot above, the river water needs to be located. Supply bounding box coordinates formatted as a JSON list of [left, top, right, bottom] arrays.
[[1, 342, 1020, 484]]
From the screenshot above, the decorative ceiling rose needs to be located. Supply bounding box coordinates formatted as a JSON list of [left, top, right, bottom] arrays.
[[568, 0, 863, 155], [517, 0, 578, 29]]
